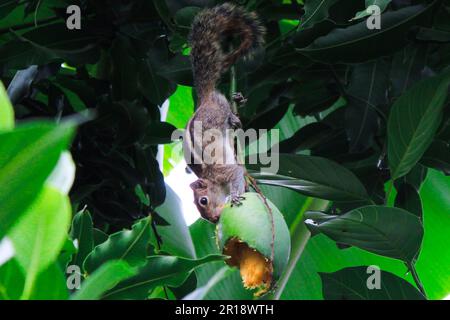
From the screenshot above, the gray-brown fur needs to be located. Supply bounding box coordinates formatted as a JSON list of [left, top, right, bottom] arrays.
[[188, 2, 265, 101], [185, 3, 264, 222]]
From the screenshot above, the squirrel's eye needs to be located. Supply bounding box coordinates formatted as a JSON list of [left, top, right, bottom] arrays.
[[199, 197, 208, 206]]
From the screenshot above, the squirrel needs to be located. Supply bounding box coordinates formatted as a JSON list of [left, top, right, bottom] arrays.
[[183, 3, 265, 223]]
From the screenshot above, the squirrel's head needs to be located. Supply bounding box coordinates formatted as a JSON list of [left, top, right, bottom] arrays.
[[190, 179, 228, 223]]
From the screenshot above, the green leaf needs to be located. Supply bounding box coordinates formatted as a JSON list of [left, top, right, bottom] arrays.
[[416, 170, 450, 299], [57, 236, 77, 270], [83, 217, 152, 274], [280, 170, 449, 300], [248, 154, 370, 202], [30, 262, 69, 300], [291, 77, 340, 116], [46, 151, 76, 195], [69, 210, 94, 269], [174, 7, 202, 36], [0, 80, 14, 131], [421, 140, 450, 175], [102, 255, 225, 300], [304, 205, 423, 263], [0, 0, 19, 20], [279, 233, 413, 299], [156, 54, 193, 86], [0, 121, 74, 239], [183, 267, 232, 300], [150, 185, 196, 259], [92, 228, 108, 247], [0, 259, 24, 300], [138, 57, 175, 106], [390, 44, 430, 98], [141, 121, 177, 146], [345, 59, 389, 152], [416, 27, 450, 42], [0, 23, 100, 70], [350, 0, 392, 21], [320, 266, 425, 300], [110, 37, 139, 101], [388, 71, 450, 179], [9, 186, 72, 299], [72, 261, 136, 300], [300, 0, 339, 30], [166, 85, 194, 129], [394, 183, 422, 218], [298, 3, 437, 63]]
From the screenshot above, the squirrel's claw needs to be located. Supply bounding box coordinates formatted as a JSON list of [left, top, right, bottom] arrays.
[[230, 194, 245, 207], [229, 112, 242, 129], [232, 92, 247, 105]]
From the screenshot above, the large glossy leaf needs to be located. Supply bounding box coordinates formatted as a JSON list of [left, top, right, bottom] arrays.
[[0, 80, 14, 131], [0, 23, 100, 70], [183, 267, 231, 300], [0, 0, 18, 20], [415, 170, 450, 299], [138, 57, 175, 106], [350, 0, 392, 21], [345, 59, 389, 152], [92, 228, 108, 247], [300, 0, 339, 30], [72, 261, 136, 300], [8, 186, 72, 299], [110, 37, 139, 101], [83, 217, 152, 274], [320, 266, 425, 300], [291, 77, 340, 117], [304, 206, 423, 263], [156, 54, 193, 86], [394, 182, 422, 218], [30, 262, 69, 300], [388, 71, 450, 179], [150, 185, 196, 259], [279, 170, 449, 300], [0, 259, 24, 300], [421, 140, 450, 175], [248, 154, 369, 202], [69, 210, 94, 269], [102, 255, 225, 300], [0, 122, 74, 239], [390, 44, 430, 99], [298, 3, 437, 63]]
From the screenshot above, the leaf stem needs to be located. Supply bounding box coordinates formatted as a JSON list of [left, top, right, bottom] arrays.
[[407, 262, 426, 298], [385, 179, 394, 205]]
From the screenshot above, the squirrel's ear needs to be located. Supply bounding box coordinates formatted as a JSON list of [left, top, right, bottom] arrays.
[[190, 179, 207, 190]]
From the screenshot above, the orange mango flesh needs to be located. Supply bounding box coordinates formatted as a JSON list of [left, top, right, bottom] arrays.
[[223, 238, 273, 295]]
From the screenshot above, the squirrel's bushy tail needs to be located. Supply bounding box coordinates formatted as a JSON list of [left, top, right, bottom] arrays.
[[189, 3, 265, 101]]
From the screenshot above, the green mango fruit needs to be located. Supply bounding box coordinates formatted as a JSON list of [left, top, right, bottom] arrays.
[[216, 192, 291, 296]]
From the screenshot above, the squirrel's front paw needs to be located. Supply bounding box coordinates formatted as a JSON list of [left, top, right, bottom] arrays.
[[232, 92, 247, 105], [230, 194, 245, 207]]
